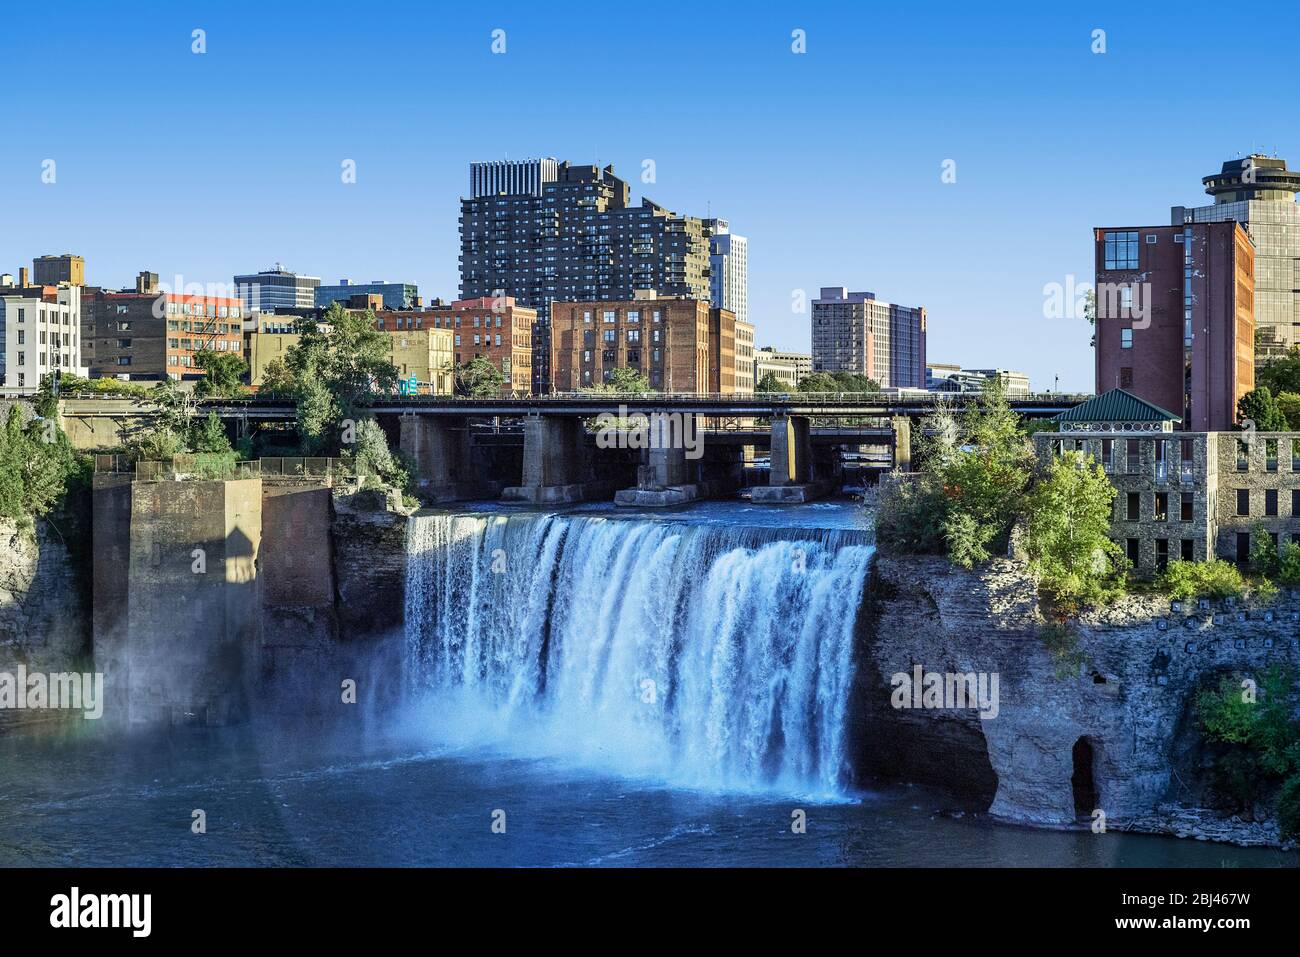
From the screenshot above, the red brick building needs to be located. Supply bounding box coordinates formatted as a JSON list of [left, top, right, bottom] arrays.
[[1094, 221, 1254, 431], [375, 296, 534, 394], [549, 294, 736, 393]]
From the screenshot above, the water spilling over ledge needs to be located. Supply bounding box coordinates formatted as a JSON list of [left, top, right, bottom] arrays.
[[404, 511, 874, 794]]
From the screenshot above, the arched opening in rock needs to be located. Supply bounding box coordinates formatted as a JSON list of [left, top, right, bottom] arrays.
[[1071, 736, 1099, 821]]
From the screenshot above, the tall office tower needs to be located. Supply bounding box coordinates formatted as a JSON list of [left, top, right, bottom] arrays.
[[460, 158, 712, 393], [810, 287, 926, 389], [32, 254, 85, 286], [1172, 155, 1300, 362], [234, 265, 321, 313], [704, 219, 748, 328], [1094, 222, 1254, 431]]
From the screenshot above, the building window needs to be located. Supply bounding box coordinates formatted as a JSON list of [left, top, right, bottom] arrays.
[[1155, 539, 1169, 572], [1104, 230, 1139, 269], [1266, 489, 1278, 516], [1267, 439, 1278, 471], [1180, 493, 1193, 522], [1154, 492, 1167, 521], [1238, 440, 1249, 471], [1293, 488, 1300, 515], [1181, 538, 1194, 560], [1237, 488, 1250, 516], [1120, 328, 1133, 349], [1126, 492, 1140, 521], [1145, 234, 1157, 244], [1126, 538, 1140, 564], [1237, 533, 1251, 563], [1119, 367, 1133, 389]]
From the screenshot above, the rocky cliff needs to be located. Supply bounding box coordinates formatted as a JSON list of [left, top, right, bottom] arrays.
[[0, 518, 93, 730], [857, 553, 1300, 847]]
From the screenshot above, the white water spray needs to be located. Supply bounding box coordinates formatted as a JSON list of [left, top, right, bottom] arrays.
[[404, 512, 873, 794]]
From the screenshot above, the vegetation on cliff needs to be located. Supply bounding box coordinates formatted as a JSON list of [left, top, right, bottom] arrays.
[[0, 400, 87, 527], [875, 379, 1125, 609], [1196, 665, 1300, 837]]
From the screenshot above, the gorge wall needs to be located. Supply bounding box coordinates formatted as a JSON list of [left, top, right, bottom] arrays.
[[859, 554, 1300, 845]]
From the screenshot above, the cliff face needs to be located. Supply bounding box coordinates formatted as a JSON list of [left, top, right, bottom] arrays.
[[858, 554, 1300, 844], [0, 519, 93, 730]]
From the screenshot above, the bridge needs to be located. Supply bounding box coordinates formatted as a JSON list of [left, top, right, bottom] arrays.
[[55, 391, 1090, 506]]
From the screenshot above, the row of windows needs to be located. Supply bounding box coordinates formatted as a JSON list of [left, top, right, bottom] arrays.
[[11, 307, 75, 325]]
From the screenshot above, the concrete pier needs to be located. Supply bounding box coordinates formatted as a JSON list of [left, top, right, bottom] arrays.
[[502, 416, 616, 504]]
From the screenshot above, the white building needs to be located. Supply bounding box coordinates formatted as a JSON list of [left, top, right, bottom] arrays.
[[754, 346, 811, 391], [0, 283, 83, 394], [706, 220, 748, 328]]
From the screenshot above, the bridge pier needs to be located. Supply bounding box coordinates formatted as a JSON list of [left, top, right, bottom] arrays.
[[399, 415, 493, 502], [752, 414, 833, 504], [891, 415, 912, 472], [502, 416, 616, 504]]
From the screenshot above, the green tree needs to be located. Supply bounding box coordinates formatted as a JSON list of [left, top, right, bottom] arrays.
[[599, 366, 651, 394], [1237, 386, 1288, 432], [0, 406, 82, 524], [1024, 450, 1126, 607], [189, 412, 233, 454], [797, 371, 880, 394], [1257, 346, 1300, 398], [1276, 391, 1300, 430], [755, 372, 786, 393], [194, 350, 249, 397], [453, 355, 507, 397]]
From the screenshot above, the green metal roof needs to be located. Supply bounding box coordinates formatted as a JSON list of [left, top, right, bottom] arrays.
[[1053, 388, 1182, 423]]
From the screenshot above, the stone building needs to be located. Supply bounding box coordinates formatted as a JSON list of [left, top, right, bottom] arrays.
[[1036, 388, 1300, 575]]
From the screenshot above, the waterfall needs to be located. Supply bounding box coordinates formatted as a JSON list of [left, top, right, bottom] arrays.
[[404, 511, 874, 795]]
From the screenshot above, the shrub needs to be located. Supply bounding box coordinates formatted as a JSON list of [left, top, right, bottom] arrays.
[[1156, 559, 1246, 600], [1197, 667, 1300, 813], [1277, 542, 1300, 586], [874, 476, 947, 553], [1279, 774, 1300, 841]]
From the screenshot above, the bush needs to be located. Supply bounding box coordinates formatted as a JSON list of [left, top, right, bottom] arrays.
[[1278, 542, 1300, 586], [1279, 774, 1300, 841], [874, 476, 947, 553], [0, 406, 82, 523], [1197, 667, 1300, 813], [1156, 559, 1246, 600]]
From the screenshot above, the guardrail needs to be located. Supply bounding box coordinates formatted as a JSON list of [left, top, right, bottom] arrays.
[[94, 455, 355, 481]]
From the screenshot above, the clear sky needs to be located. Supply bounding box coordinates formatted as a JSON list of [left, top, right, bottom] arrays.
[[2, 0, 1296, 392]]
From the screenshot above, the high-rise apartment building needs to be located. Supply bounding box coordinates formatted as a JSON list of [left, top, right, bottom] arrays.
[[1094, 222, 1254, 431], [549, 294, 735, 394], [460, 158, 712, 393], [811, 287, 926, 388], [32, 254, 85, 287], [704, 219, 748, 328], [0, 276, 83, 393], [234, 265, 321, 313], [316, 279, 418, 311], [81, 271, 244, 381], [1172, 156, 1300, 363]]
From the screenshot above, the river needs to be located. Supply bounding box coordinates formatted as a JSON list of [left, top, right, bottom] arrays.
[[0, 501, 1294, 867]]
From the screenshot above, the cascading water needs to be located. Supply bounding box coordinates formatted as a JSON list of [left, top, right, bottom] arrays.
[[404, 511, 874, 795]]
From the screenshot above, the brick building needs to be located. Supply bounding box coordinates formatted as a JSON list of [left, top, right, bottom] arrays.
[[374, 297, 533, 395], [81, 272, 244, 380], [549, 294, 736, 393], [1094, 221, 1254, 432], [1037, 388, 1300, 575]]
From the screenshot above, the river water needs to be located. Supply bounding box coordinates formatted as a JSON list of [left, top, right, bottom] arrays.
[[0, 501, 1295, 867]]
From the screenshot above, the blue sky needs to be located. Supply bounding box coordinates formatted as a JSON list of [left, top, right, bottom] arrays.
[[2, 0, 1296, 391]]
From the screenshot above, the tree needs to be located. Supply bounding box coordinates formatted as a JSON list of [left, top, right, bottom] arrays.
[[194, 350, 249, 397], [1257, 345, 1300, 397], [797, 371, 880, 394], [600, 367, 651, 394], [755, 372, 786, 393], [189, 413, 234, 454], [0, 405, 81, 524], [1024, 450, 1126, 608], [453, 355, 507, 397], [1275, 392, 1300, 431], [1237, 386, 1288, 432]]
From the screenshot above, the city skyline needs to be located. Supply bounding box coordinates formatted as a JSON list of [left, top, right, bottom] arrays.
[[4, 1, 1299, 392]]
